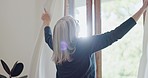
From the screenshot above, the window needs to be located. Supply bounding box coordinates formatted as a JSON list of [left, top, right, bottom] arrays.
[[101, 0, 143, 78], [64, 0, 143, 78], [65, 0, 101, 78], [74, 0, 87, 37]]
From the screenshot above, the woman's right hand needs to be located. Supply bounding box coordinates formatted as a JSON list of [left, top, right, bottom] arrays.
[[132, 0, 148, 21], [141, 0, 148, 10], [41, 8, 51, 26]]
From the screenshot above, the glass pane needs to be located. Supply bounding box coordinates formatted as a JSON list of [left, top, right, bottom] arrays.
[[74, 0, 87, 37], [101, 0, 143, 78]]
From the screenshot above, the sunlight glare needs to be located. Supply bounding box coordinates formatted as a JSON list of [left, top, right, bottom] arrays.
[[75, 6, 87, 37]]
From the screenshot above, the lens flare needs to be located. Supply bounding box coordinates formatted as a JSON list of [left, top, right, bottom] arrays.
[[60, 41, 68, 51]]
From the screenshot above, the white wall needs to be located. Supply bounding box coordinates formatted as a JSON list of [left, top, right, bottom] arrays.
[[0, 0, 39, 77], [0, 0, 64, 77]]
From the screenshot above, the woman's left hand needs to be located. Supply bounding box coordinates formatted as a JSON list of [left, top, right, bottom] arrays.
[[41, 8, 51, 26]]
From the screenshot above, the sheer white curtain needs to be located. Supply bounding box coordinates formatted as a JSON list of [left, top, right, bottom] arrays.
[[138, 8, 148, 78], [29, 0, 64, 78]]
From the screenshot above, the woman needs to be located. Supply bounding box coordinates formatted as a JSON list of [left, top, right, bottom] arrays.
[[42, 1, 148, 78]]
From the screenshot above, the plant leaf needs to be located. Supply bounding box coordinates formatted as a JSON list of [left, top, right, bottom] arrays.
[[0, 74, 7, 78], [11, 61, 18, 74], [0, 59, 11, 75], [11, 63, 24, 77], [19, 75, 28, 78]]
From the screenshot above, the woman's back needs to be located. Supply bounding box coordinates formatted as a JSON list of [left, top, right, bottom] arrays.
[[44, 17, 137, 78], [56, 38, 93, 78]]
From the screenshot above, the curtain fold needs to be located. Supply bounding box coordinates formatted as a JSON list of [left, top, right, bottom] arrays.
[[29, 0, 64, 78], [138, 8, 148, 78]]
